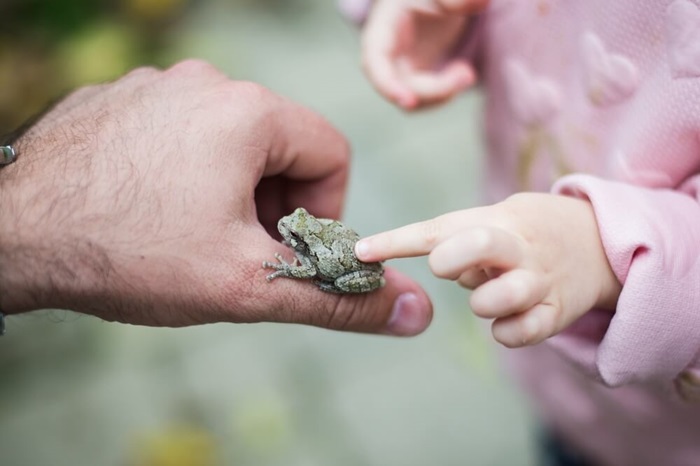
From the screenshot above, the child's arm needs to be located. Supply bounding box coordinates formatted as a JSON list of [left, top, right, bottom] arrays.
[[357, 179, 700, 400]]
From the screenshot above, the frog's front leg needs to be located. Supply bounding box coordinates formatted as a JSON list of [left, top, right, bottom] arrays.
[[262, 253, 316, 281], [333, 270, 386, 293]]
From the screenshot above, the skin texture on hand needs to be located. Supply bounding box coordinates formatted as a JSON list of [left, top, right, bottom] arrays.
[[362, 0, 487, 110], [0, 60, 432, 336], [355, 192, 622, 347]]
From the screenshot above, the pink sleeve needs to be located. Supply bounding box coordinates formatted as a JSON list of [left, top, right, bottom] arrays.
[[550, 174, 700, 400]]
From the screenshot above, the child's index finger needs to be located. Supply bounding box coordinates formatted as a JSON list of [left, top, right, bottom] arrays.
[[355, 219, 446, 262]]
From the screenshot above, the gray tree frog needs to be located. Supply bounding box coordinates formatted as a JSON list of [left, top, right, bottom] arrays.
[[262, 207, 385, 293]]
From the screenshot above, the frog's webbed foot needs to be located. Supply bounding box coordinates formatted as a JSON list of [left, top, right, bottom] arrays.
[[333, 270, 386, 294], [262, 253, 316, 281], [262, 253, 294, 281]]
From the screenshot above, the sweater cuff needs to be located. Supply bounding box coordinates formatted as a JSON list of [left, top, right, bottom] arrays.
[[549, 174, 700, 390]]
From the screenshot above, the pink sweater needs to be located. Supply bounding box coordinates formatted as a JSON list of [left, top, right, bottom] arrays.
[[343, 0, 700, 464]]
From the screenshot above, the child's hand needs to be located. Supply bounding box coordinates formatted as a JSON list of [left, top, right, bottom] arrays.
[[355, 193, 622, 347], [361, 0, 487, 110]]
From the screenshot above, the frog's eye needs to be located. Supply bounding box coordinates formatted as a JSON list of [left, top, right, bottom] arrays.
[[289, 231, 302, 246]]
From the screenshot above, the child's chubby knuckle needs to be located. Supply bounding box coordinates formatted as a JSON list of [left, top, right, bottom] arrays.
[[503, 277, 528, 307], [419, 218, 445, 249], [427, 253, 452, 279], [468, 226, 499, 252], [496, 195, 538, 240], [544, 303, 564, 335], [517, 313, 545, 346], [469, 292, 492, 318]]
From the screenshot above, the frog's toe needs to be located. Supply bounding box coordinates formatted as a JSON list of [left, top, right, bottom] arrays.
[[265, 270, 288, 281], [262, 260, 280, 270]]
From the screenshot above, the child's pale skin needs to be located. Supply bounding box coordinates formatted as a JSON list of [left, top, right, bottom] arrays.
[[358, 0, 622, 347], [356, 194, 621, 347]]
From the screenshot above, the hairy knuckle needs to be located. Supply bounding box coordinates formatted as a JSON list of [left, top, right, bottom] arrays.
[[64, 84, 103, 104], [124, 65, 160, 80], [199, 81, 276, 137], [218, 81, 275, 119], [168, 58, 220, 76], [231, 80, 273, 103]]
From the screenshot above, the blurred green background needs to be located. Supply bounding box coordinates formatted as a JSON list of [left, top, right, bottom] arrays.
[[0, 1, 536, 465]]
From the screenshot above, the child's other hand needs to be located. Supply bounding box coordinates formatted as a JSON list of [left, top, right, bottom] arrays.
[[355, 193, 622, 347], [361, 0, 486, 110]]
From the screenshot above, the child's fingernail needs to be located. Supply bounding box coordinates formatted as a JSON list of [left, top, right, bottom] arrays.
[[385, 293, 427, 336], [355, 239, 370, 260]]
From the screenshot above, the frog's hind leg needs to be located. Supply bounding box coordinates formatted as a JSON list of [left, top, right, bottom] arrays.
[[314, 280, 344, 294], [334, 270, 386, 293]]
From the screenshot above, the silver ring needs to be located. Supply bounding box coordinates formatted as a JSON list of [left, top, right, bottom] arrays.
[[1, 145, 16, 166]]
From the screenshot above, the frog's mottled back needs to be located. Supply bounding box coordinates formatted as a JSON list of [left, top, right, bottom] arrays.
[[262, 208, 385, 293]]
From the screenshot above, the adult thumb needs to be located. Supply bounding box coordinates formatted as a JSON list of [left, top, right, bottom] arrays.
[[256, 267, 433, 336]]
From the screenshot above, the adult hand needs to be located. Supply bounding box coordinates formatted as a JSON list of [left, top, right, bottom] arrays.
[[0, 60, 432, 336]]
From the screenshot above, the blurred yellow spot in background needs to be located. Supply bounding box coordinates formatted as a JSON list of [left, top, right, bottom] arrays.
[[233, 392, 292, 457], [56, 21, 139, 86], [132, 424, 218, 466]]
